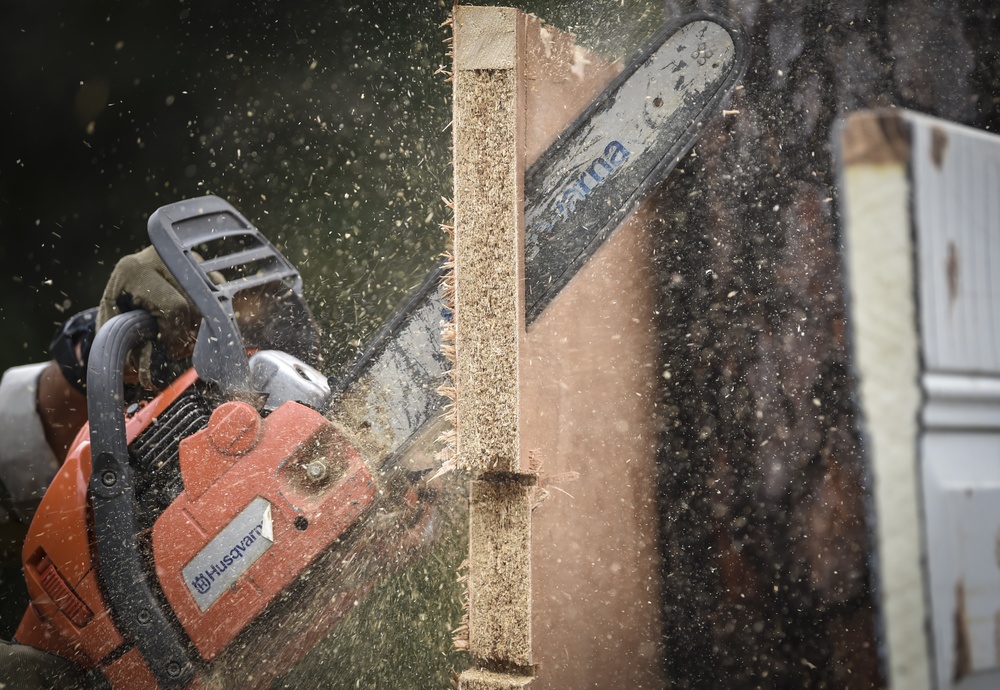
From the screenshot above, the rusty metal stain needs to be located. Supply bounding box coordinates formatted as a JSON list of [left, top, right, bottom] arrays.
[[842, 111, 914, 166], [931, 125, 949, 170], [995, 610, 1000, 667], [954, 579, 972, 683], [947, 241, 960, 307]]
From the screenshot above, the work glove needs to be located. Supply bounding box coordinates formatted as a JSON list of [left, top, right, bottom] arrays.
[[97, 246, 200, 389], [95, 246, 320, 389]]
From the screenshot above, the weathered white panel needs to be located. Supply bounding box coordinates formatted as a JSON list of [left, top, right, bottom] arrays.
[[913, 117, 1000, 375], [840, 110, 1000, 690], [911, 114, 1000, 690], [923, 373, 1000, 430]]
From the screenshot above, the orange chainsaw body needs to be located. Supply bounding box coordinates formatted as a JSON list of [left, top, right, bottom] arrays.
[[15, 367, 377, 688]]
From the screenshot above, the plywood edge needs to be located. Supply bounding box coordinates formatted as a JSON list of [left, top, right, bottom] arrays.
[[468, 480, 532, 667], [453, 5, 534, 679], [453, 5, 526, 477]]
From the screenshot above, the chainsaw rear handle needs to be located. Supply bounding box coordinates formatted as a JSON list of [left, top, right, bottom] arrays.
[[83, 198, 318, 689], [87, 309, 195, 689]]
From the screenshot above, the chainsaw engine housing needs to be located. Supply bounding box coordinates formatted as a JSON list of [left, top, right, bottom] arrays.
[[16, 351, 379, 687]]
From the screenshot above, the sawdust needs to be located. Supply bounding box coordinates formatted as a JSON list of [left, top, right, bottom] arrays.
[[468, 480, 532, 668], [434, 201, 458, 481], [458, 667, 534, 689], [198, 489, 429, 688], [452, 64, 524, 475], [267, 472, 470, 689], [327, 377, 396, 465]]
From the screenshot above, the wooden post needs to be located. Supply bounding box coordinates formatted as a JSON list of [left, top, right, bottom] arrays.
[[452, 6, 525, 480], [838, 111, 930, 690], [453, 7, 533, 688], [452, 6, 665, 688]]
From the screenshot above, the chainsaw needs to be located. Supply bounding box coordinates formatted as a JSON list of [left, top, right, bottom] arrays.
[[9, 11, 745, 690]]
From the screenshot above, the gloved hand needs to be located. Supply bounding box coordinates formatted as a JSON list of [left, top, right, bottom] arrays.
[[97, 246, 200, 389]]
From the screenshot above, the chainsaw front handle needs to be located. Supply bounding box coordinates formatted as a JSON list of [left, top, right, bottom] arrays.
[[87, 309, 196, 689], [147, 195, 303, 402]]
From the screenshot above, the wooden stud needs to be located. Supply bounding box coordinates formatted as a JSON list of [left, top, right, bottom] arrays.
[[453, 5, 533, 681], [452, 5, 526, 477]]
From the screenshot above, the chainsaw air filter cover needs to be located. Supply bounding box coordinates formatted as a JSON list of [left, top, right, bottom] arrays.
[[153, 395, 375, 660]]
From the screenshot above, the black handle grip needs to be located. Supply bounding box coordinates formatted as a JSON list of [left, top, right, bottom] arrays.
[[87, 310, 195, 689]]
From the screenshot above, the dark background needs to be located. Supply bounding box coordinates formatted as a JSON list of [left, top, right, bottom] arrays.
[[652, 1, 1000, 687], [0, 0, 455, 375]]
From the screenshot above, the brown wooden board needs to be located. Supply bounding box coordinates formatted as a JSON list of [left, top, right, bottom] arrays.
[[453, 7, 672, 688], [521, 16, 666, 689]]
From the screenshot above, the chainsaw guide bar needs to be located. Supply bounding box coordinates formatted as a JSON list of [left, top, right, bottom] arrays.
[[524, 13, 747, 320], [330, 12, 747, 468]]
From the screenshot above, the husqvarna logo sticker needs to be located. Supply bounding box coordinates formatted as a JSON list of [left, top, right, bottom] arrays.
[[183, 497, 275, 611], [526, 140, 632, 257]]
